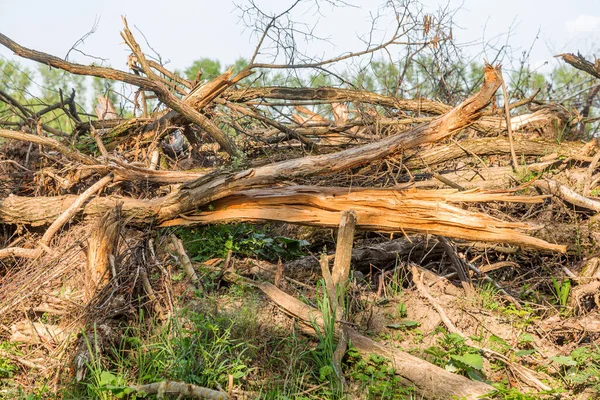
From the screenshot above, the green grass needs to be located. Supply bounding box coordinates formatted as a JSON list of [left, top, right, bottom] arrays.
[[56, 282, 356, 400], [64, 309, 253, 399], [309, 280, 343, 398]]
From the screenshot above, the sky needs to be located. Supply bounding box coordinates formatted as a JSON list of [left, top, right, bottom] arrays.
[[1, 0, 599, 78]]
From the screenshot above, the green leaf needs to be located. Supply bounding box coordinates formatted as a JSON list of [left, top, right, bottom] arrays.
[[450, 353, 483, 370], [550, 355, 577, 366], [488, 335, 510, 352], [396, 302, 408, 318], [232, 370, 246, 379], [444, 363, 459, 373], [515, 349, 537, 357], [466, 368, 486, 381], [99, 370, 117, 386], [387, 320, 420, 330], [518, 333, 535, 344]]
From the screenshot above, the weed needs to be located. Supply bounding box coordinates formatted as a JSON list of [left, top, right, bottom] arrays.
[[551, 277, 571, 308], [309, 280, 343, 397], [76, 325, 127, 400], [483, 381, 561, 399], [515, 167, 539, 184], [501, 304, 538, 329], [65, 309, 253, 399], [488, 335, 511, 355], [176, 223, 308, 263], [550, 345, 600, 393], [478, 283, 502, 311], [424, 332, 485, 381], [345, 347, 415, 399], [386, 257, 408, 296], [396, 302, 408, 318], [0, 342, 17, 379]]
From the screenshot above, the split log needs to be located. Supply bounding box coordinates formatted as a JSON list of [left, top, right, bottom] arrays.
[[130, 381, 229, 400], [0, 186, 565, 252], [331, 210, 357, 286], [162, 186, 566, 252]]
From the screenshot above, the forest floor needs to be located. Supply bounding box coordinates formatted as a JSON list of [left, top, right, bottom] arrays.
[[2, 219, 598, 400]]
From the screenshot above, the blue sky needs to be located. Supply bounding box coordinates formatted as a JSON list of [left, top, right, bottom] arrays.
[[1, 0, 599, 76]]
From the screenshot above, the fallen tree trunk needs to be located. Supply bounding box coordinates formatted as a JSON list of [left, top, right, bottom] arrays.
[[224, 86, 453, 114], [285, 237, 434, 273], [0, 187, 565, 252], [403, 137, 584, 169], [161, 186, 565, 252]]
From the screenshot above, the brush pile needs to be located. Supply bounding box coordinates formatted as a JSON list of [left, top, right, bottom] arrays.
[[1, 14, 600, 400]]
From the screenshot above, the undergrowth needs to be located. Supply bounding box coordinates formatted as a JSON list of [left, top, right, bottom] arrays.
[[174, 223, 309, 263]]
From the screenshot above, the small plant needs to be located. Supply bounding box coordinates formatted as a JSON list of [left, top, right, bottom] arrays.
[[425, 332, 485, 381], [551, 346, 600, 392], [68, 310, 253, 399], [488, 335, 511, 354], [176, 223, 309, 263], [385, 257, 408, 296], [396, 301, 408, 318], [0, 341, 17, 378], [551, 277, 571, 307], [478, 283, 501, 311], [345, 347, 415, 399], [93, 371, 140, 399], [483, 381, 560, 399], [516, 167, 539, 184], [310, 280, 343, 397], [500, 304, 538, 329]]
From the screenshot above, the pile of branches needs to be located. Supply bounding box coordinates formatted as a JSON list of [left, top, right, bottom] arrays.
[[1, 10, 600, 400]]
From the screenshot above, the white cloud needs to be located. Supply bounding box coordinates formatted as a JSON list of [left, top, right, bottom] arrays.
[[565, 14, 600, 36]]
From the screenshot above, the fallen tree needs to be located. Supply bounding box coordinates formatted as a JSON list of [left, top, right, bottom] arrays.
[[0, 12, 597, 400]]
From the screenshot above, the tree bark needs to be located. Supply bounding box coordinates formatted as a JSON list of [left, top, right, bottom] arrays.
[[558, 53, 600, 79]]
